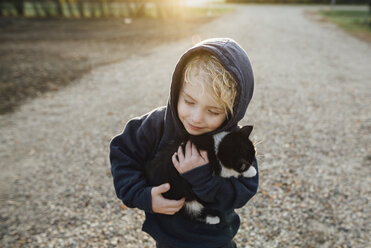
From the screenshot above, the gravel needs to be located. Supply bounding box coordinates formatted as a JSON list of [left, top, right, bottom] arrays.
[[1, 4, 370, 248], [0, 17, 210, 114]]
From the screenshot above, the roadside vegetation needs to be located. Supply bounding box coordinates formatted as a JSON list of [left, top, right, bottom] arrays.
[[0, 1, 233, 114], [318, 9, 371, 41], [0, 0, 232, 19]]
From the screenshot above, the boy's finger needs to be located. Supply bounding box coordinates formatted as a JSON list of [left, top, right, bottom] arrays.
[[186, 140, 192, 157], [164, 197, 185, 208], [191, 142, 198, 157], [153, 183, 170, 195], [200, 150, 208, 161], [177, 145, 184, 161], [172, 153, 180, 171], [164, 211, 175, 215], [166, 207, 182, 214]]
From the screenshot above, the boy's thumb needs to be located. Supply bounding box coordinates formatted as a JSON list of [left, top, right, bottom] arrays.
[[154, 183, 170, 194]]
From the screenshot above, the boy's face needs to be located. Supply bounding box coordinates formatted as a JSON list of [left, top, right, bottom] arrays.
[[177, 71, 226, 135]]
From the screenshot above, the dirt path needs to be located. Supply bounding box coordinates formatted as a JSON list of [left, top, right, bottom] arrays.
[[0, 17, 211, 114], [1, 4, 370, 248]]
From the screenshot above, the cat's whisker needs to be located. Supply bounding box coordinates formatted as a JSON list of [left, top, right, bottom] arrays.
[[255, 149, 265, 162], [253, 139, 265, 147], [255, 152, 264, 158], [255, 154, 265, 161]]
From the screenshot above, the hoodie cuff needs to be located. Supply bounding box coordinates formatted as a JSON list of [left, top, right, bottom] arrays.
[[181, 163, 213, 187], [142, 186, 154, 213]]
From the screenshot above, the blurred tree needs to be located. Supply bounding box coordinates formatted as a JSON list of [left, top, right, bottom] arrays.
[[65, 0, 75, 17], [118, 0, 126, 17], [0, 0, 4, 16], [89, 0, 98, 18], [368, 0, 371, 25], [123, 0, 135, 17], [134, 0, 146, 17], [330, 0, 336, 10], [89, 0, 106, 18], [14, 0, 24, 16], [108, 0, 115, 17], [98, 0, 106, 17], [156, 0, 178, 19], [52, 0, 63, 16], [40, 0, 52, 17], [30, 0, 43, 17], [76, 0, 87, 17]]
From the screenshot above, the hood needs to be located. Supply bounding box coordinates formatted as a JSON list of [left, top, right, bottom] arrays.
[[160, 38, 254, 148]]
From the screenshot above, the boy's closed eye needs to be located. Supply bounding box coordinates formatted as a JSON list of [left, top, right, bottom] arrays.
[[184, 99, 194, 105], [183, 93, 223, 115], [208, 110, 222, 116]]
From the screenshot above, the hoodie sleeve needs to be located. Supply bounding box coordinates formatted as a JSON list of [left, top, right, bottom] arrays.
[[181, 158, 259, 211], [109, 108, 164, 213]]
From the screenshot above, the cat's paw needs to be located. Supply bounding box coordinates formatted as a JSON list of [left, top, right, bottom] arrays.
[[206, 215, 220, 224], [243, 166, 257, 178]]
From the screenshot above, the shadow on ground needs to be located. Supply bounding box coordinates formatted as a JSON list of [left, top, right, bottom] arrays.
[[0, 17, 212, 114]]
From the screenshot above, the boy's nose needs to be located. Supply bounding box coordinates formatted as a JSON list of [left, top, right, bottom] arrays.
[[191, 109, 203, 123]]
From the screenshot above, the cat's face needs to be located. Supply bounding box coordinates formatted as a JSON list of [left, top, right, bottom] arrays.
[[217, 126, 255, 173]]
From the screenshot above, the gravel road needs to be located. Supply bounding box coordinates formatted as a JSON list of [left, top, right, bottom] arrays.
[[1, 4, 370, 248]]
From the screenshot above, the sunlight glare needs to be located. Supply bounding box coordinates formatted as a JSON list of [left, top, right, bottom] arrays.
[[185, 0, 216, 7], [192, 34, 202, 45]]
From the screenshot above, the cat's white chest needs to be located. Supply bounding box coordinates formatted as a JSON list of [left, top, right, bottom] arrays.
[[220, 166, 240, 178], [220, 161, 257, 178]]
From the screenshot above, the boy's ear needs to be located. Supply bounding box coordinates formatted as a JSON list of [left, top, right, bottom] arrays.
[[240, 125, 253, 137]]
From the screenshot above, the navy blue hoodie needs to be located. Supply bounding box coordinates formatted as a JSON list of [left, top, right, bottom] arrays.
[[110, 38, 258, 248]]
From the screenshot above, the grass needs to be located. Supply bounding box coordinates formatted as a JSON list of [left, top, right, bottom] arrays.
[[318, 9, 371, 41]]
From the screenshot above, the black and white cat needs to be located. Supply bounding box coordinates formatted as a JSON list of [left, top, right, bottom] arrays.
[[144, 125, 257, 224]]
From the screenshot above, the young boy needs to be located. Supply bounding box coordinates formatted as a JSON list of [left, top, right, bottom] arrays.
[[110, 38, 258, 248]]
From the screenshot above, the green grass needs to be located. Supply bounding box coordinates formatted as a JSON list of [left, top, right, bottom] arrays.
[[318, 10, 371, 39], [185, 6, 234, 16]]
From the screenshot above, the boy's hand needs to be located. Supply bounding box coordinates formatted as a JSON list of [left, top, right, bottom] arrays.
[[172, 140, 209, 174], [151, 183, 185, 215]]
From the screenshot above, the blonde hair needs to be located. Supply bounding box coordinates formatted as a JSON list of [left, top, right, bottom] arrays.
[[182, 53, 237, 116]]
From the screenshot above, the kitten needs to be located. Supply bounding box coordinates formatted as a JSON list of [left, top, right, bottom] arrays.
[[144, 125, 257, 224]]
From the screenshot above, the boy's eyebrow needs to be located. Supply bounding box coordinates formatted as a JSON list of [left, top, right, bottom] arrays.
[[183, 92, 196, 101], [182, 91, 223, 111]]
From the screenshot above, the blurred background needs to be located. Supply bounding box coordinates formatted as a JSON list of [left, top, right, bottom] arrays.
[[0, 1, 370, 248], [0, 0, 370, 114]]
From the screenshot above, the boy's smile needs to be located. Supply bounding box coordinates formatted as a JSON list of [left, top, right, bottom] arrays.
[[177, 71, 226, 135]]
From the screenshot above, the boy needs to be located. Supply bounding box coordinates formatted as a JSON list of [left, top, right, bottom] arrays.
[[110, 38, 258, 248]]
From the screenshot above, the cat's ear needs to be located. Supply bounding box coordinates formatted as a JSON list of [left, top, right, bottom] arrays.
[[240, 125, 253, 137]]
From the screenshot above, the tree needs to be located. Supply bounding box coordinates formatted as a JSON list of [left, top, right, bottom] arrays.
[[14, 0, 25, 16], [368, 0, 371, 26], [76, 0, 86, 18], [88, 0, 98, 18], [30, 0, 43, 17], [122, 0, 135, 17], [52, 0, 63, 17], [331, 0, 336, 10], [0, 0, 4, 16], [40, 0, 52, 17], [65, 0, 75, 17], [98, 0, 106, 17]]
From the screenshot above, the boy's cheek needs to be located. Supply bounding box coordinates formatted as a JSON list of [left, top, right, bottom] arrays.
[[177, 102, 188, 120]]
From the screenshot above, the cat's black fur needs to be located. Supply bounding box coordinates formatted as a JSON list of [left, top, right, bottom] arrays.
[[144, 125, 256, 223]]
